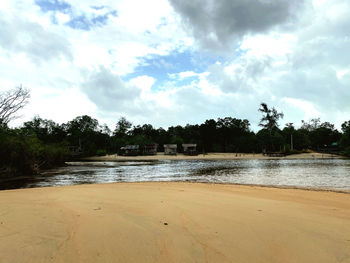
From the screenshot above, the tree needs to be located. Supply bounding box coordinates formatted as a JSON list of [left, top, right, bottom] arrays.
[[300, 119, 341, 150], [258, 103, 284, 133], [0, 86, 30, 125], [22, 116, 67, 143], [113, 117, 132, 137], [199, 119, 217, 152], [258, 103, 284, 152], [341, 121, 350, 135], [65, 115, 101, 155], [67, 115, 99, 135], [300, 118, 321, 132], [340, 121, 350, 155], [217, 117, 250, 152]]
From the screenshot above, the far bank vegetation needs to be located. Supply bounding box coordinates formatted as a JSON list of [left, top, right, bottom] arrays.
[[1, 87, 349, 177]]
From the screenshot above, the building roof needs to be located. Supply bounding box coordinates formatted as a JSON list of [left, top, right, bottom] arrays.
[[182, 144, 197, 147], [123, 145, 139, 150], [164, 144, 177, 148]]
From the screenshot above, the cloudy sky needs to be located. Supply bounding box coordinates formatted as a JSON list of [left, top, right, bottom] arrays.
[[1, 0, 350, 130]]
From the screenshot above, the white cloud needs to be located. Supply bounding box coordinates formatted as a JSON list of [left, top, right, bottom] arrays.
[[55, 12, 71, 24], [0, 14, 72, 63], [169, 71, 201, 80], [282, 98, 320, 121], [82, 67, 141, 112], [128, 75, 155, 94]]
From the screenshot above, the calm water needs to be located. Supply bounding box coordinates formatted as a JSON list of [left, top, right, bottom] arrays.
[[1, 159, 350, 191]]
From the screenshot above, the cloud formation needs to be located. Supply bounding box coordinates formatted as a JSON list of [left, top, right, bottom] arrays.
[[169, 0, 303, 50], [0, 15, 72, 63], [82, 67, 141, 112], [0, 0, 350, 131]]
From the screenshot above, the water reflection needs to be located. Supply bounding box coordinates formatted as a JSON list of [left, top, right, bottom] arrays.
[[0, 159, 350, 190]]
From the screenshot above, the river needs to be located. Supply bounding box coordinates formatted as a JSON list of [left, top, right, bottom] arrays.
[[1, 158, 350, 191]]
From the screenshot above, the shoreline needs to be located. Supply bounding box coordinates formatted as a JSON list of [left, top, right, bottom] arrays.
[[2, 180, 350, 195], [1, 182, 349, 262], [183, 181, 350, 195], [82, 152, 346, 162]]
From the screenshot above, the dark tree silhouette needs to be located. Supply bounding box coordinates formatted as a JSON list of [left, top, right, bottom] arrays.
[[0, 86, 30, 124], [258, 103, 284, 152], [258, 103, 284, 133], [114, 117, 132, 137]]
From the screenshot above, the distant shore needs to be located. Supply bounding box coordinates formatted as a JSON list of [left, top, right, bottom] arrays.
[[1, 182, 349, 262], [83, 152, 345, 162]]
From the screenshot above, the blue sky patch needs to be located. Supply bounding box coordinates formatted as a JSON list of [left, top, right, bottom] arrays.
[[124, 51, 218, 79], [66, 15, 91, 30], [35, 0, 71, 13], [66, 10, 117, 30], [122, 50, 222, 91], [35, 0, 117, 30], [92, 10, 118, 25], [91, 6, 105, 10]]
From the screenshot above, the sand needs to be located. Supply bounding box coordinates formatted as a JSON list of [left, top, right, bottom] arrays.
[[84, 152, 344, 162], [1, 182, 350, 263]]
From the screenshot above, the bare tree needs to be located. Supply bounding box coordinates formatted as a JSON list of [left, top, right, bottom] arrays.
[[0, 85, 30, 125]]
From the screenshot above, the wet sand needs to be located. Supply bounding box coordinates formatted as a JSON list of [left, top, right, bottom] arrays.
[[1, 182, 350, 263], [84, 152, 344, 162]]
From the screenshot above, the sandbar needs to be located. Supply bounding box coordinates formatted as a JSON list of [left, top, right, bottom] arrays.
[[1, 182, 350, 262], [84, 152, 344, 162]]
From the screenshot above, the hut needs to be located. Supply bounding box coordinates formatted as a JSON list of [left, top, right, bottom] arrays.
[[68, 146, 83, 156], [164, 144, 177, 155], [143, 144, 158, 155], [182, 144, 198, 155], [120, 145, 139, 156]]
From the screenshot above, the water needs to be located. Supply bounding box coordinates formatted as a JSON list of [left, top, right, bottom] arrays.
[[1, 159, 350, 191]]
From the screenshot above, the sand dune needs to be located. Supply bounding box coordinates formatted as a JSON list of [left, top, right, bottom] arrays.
[[1, 182, 350, 262]]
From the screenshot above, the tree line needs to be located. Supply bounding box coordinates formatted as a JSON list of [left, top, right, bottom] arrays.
[[0, 87, 350, 177]]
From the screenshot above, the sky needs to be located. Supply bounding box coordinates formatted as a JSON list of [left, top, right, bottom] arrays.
[[1, 0, 350, 131]]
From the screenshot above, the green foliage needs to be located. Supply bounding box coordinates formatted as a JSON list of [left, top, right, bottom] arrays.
[[341, 147, 350, 157], [171, 136, 184, 145], [114, 117, 132, 137], [257, 103, 285, 152], [298, 120, 341, 150], [340, 120, 350, 154], [256, 128, 284, 152], [284, 144, 291, 153], [2, 103, 350, 178], [129, 135, 151, 146], [258, 103, 284, 132], [0, 127, 70, 176], [96, 149, 107, 156]]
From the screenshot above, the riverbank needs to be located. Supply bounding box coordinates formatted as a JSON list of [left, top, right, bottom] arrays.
[[1, 182, 349, 262], [84, 152, 344, 162]]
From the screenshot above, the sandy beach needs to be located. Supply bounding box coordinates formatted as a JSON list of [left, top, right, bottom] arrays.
[[84, 152, 344, 162], [1, 182, 350, 263]]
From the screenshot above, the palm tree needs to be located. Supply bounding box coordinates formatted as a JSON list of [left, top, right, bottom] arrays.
[[258, 103, 284, 152]]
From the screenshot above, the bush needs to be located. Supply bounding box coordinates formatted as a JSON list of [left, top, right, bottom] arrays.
[[283, 144, 291, 153], [40, 144, 70, 168], [0, 129, 70, 177], [341, 147, 350, 157], [96, 149, 107, 156]]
